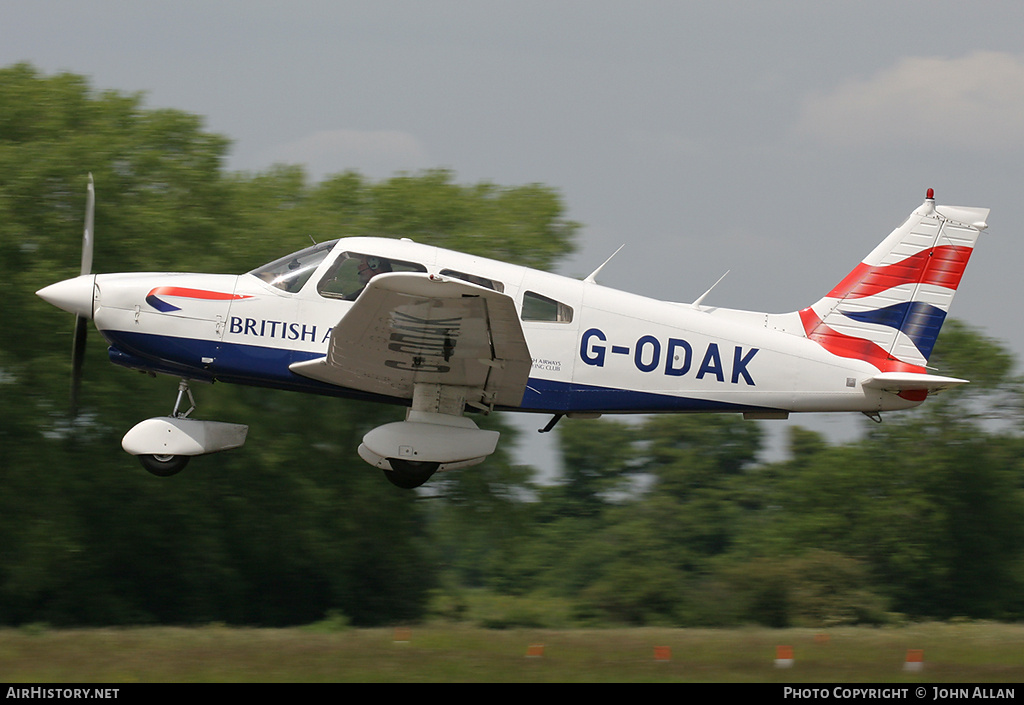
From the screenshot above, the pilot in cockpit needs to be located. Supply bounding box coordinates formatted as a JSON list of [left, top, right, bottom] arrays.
[[357, 255, 392, 286], [316, 252, 395, 301]]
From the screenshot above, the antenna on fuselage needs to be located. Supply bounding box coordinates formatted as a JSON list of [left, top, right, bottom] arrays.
[[584, 244, 625, 283], [691, 270, 730, 310]]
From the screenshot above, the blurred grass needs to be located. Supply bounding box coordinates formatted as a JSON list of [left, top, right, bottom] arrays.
[[1, 622, 1022, 682]]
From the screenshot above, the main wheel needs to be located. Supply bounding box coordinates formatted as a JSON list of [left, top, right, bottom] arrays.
[[383, 459, 440, 489], [139, 454, 190, 477]]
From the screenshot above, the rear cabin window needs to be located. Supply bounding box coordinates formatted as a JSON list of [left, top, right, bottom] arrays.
[[317, 252, 426, 301], [521, 291, 573, 323], [439, 269, 504, 292]]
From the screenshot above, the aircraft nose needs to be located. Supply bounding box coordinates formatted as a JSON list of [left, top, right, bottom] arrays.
[[36, 274, 96, 319]]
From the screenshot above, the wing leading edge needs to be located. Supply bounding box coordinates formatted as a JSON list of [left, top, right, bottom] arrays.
[[289, 272, 532, 409]]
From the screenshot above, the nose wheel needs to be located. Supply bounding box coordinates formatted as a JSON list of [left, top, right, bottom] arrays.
[[137, 380, 197, 477], [139, 453, 190, 477], [124, 379, 248, 476]]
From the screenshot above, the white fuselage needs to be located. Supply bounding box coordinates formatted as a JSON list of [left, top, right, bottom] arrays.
[[86, 236, 916, 416]]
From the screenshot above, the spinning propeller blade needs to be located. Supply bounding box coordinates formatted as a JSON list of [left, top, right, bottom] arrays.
[[71, 316, 88, 416], [70, 174, 95, 417]]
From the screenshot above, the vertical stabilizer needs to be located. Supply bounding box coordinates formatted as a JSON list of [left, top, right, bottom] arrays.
[[799, 190, 989, 373]]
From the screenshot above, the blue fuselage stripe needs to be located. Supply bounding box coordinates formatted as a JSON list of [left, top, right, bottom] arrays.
[[103, 330, 779, 414]]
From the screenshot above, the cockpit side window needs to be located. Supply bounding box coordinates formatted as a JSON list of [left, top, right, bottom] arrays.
[[439, 269, 504, 292], [250, 240, 338, 293], [317, 252, 426, 300], [521, 291, 573, 323]]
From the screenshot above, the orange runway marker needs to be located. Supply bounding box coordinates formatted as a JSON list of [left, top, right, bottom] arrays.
[[904, 649, 924, 672], [775, 645, 794, 668]]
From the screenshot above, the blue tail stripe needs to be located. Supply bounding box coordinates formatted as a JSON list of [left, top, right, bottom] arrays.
[[842, 301, 947, 360]]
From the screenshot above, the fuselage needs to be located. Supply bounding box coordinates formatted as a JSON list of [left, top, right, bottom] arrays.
[[66, 236, 918, 416]]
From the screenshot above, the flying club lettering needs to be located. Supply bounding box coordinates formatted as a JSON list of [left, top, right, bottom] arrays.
[[579, 327, 758, 385]]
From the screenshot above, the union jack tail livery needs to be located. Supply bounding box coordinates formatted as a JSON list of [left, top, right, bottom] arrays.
[[799, 190, 989, 375]]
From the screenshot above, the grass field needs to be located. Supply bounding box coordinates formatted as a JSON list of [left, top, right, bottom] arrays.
[[1, 622, 1022, 683]]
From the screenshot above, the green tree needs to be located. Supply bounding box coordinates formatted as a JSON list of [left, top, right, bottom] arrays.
[[636, 414, 763, 561], [534, 417, 639, 519], [1, 64, 579, 627], [751, 321, 1024, 620], [495, 414, 767, 625], [224, 167, 578, 274]]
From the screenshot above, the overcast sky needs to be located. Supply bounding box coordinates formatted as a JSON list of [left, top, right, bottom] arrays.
[[7, 1, 1023, 463]]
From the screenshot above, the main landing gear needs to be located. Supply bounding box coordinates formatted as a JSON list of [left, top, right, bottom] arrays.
[[121, 379, 249, 477], [383, 459, 442, 489]]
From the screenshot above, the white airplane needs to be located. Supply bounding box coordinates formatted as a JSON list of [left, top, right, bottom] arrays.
[[37, 178, 990, 488]]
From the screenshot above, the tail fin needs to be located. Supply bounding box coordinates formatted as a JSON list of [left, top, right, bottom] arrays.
[[799, 190, 989, 373]]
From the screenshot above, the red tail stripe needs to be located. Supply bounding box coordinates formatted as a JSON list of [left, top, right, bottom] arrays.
[[798, 308, 925, 373], [826, 246, 972, 300]]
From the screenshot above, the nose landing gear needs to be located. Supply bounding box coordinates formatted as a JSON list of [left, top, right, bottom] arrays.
[[122, 379, 248, 477], [138, 453, 191, 477]]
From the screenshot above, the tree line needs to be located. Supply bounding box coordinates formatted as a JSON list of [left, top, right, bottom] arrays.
[[2, 64, 1022, 628]]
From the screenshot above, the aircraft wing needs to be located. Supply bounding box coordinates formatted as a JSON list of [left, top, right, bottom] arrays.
[[289, 272, 532, 409]]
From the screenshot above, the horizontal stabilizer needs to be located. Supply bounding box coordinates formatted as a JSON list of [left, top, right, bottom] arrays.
[[862, 371, 968, 394]]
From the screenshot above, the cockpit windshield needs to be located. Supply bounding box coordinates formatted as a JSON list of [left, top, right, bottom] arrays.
[[249, 239, 338, 292]]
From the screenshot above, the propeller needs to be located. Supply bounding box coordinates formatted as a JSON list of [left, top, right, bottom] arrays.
[[70, 174, 95, 417]]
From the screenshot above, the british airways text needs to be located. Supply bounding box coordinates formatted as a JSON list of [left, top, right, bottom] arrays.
[[580, 328, 758, 385], [229, 316, 325, 343]]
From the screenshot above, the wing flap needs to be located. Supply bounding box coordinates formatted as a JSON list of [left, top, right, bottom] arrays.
[[290, 272, 531, 408]]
